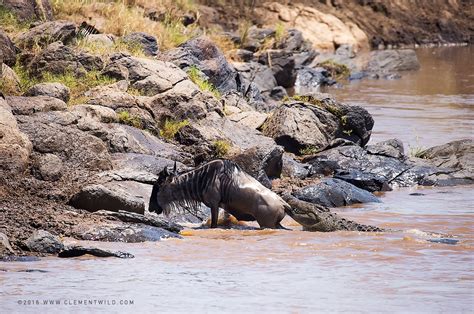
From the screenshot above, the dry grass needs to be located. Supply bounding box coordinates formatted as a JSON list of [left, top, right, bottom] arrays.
[[51, 0, 199, 50], [75, 37, 146, 57], [187, 65, 221, 99], [0, 5, 32, 35]]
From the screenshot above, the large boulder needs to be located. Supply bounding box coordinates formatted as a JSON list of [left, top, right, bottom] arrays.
[[419, 139, 473, 172], [0, 97, 32, 173], [166, 36, 240, 93], [17, 21, 76, 49], [24, 82, 71, 102], [69, 183, 145, 214], [122, 32, 158, 56], [0, 232, 14, 256], [1, 0, 53, 22], [232, 61, 277, 94], [6, 95, 67, 115], [31, 153, 63, 181], [366, 49, 420, 73], [0, 63, 21, 95], [294, 178, 380, 207], [0, 30, 17, 67], [24, 230, 64, 254], [27, 41, 103, 77], [257, 49, 296, 88]]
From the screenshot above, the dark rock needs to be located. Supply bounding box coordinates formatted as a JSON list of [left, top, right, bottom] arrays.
[[427, 238, 459, 245], [122, 32, 158, 56], [24, 82, 71, 102], [166, 36, 240, 93], [242, 27, 275, 52], [1, 256, 41, 262], [111, 153, 184, 176], [1, 0, 53, 22], [257, 50, 296, 88], [294, 178, 381, 207], [295, 67, 334, 93], [17, 21, 76, 49], [59, 246, 134, 258], [269, 86, 287, 100], [278, 28, 304, 52], [80, 223, 181, 242], [0, 232, 14, 256], [308, 159, 340, 177], [7, 95, 67, 115], [32, 153, 63, 181], [69, 184, 145, 214], [334, 169, 392, 192], [348, 72, 368, 80], [24, 230, 64, 254], [0, 63, 21, 95], [27, 42, 103, 78], [231, 49, 254, 62], [93, 210, 183, 233], [366, 49, 420, 73], [233, 61, 277, 94], [0, 30, 17, 66], [366, 138, 405, 159], [281, 154, 311, 179]]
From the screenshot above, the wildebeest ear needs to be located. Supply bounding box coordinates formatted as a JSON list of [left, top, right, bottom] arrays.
[[173, 161, 177, 174]]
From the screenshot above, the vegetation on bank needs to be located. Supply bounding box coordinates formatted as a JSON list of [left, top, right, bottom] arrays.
[[187, 65, 221, 99], [159, 118, 189, 140], [117, 110, 143, 129], [0, 5, 31, 35], [317, 60, 351, 80], [212, 140, 231, 157]]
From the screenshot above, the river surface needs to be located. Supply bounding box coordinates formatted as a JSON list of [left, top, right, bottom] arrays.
[[1, 47, 473, 313]]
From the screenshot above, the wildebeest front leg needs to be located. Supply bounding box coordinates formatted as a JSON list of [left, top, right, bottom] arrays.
[[210, 207, 218, 228]]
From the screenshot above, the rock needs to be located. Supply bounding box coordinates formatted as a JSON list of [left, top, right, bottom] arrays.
[[295, 67, 334, 94], [85, 34, 116, 46], [111, 153, 185, 176], [366, 138, 405, 159], [71, 104, 117, 123], [93, 210, 183, 233], [294, 178, 381, 208], [281, 154, 311, 179], [0, 232, 14, 256], [24, 230, 64, 254], [278, 28, 305, 52], [58, 246, 134, 258], [103, 54, 188, 96], [257, 50, 296, 88], [228, 111, 268, 130], [233, 61, 277, 94], [27, 42, 103, 78], [269, 86, 287, 100], [262, 101, 339, 154], [166, 36, 240, 93], [334, 169, 392, 192], [0, 63, 21, 95], [229, 49, 253, 62], [419, 139, 473, 172], [122, 32, 158, 56], [17, 21, 76, 49], [24, 82, 71, 102], [366, 49, 420, 73], [32, 153, 63, 181], [0, 30, 16, 67], [69, 183, 145, 214], [1, 0, 53, 22], [0, 98, 32, 173], [242, 26, 275, 52], [79, 223, 181, 242], [6, 95, 67, 115]]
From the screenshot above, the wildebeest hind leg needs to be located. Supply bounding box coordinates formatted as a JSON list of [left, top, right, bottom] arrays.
[[210, 207, 218, 228]]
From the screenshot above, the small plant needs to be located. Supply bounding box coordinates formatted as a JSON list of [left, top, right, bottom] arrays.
[[160, 118, 189, 140], [0, 5, 31, 34], [75, 37, 146, 57], [117, 110, 143, 129], [299, 145, 319, 156], [317, 60, 351, 80], [187, 66, 221, 99], [212, 140, 231, 158], [127, 87, 146, 96], [409, 146, 426, 158], [274, 22, 286, 44]]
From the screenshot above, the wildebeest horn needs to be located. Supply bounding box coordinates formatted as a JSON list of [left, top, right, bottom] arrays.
[[173, 161, 177, 174], [163, 167, 169, 176]]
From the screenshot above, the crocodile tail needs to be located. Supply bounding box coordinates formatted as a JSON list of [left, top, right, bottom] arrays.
[[336, 217, 385, 232]]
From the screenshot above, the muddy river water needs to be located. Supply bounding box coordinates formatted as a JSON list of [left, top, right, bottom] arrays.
[[1, 47, 473, 313]]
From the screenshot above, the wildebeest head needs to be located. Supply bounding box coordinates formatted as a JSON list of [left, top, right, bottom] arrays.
[[148, 162, 178, 215]]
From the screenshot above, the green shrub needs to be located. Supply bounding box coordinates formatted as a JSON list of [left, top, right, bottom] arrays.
[[317, 60, 351, 80], [160, 118, 189, 140], [212, 140, 231, 158], [117, 110, 143, 129], [0, 5, 31, 34], [187, 66, 221, 99], [299, 145, 319, 156]]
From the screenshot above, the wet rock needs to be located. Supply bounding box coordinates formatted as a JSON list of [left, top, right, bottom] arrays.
[[79, 223, 181, 242], [166, 36, 240, 93], [0, 63, 21, 95], [334, 169, 391, 192], [17, 21, 76, 49], [25, 82, 71, 102], [294, 178, 380, 207], [366, 138, 405, 159], [93, 210, 183, 233], [32, 153, 63, 181], [0, 232, 14, 256], [7, 95, 67, 115], [122, 32, 158, 56], [69, 183, 145, 214], [0, 98, 32, 173], [257, 50, 296, 88], [281, 154, 311, 179], [58, 246, 134, 258], [24, 230, 64, 254], [366, 49, 420, 73], [295, 67, 334, 93], [1, 256, 41, 262], [1, 0, 53, 22], [27, 42, 103, 78], [262, 101, 339, 154], [0, 30, 17, 67]]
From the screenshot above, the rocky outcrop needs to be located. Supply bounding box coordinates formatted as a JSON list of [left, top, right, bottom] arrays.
[[6, 95, 67, 115], [1, 0, 53, 22], [122, 32, 159, 56], [24, 230, 64, 254], [0, 232, 15, 256], [25, 82, 71, 102], [0, 63, 21, 95], [0, 30, 17, 67], [17, 21, 76, 49], [366, 49, 420, 73], [293, 178, 380, 208]]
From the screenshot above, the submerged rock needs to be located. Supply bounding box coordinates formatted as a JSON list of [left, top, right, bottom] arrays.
[[58, 246, 134, 258], [80, 224, 181, 242], [24, 230, 64, 254], [294, 178, 380, 207]]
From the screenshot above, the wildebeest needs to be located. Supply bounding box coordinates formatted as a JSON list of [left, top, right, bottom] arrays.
[[149, 159, 292, 229]]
